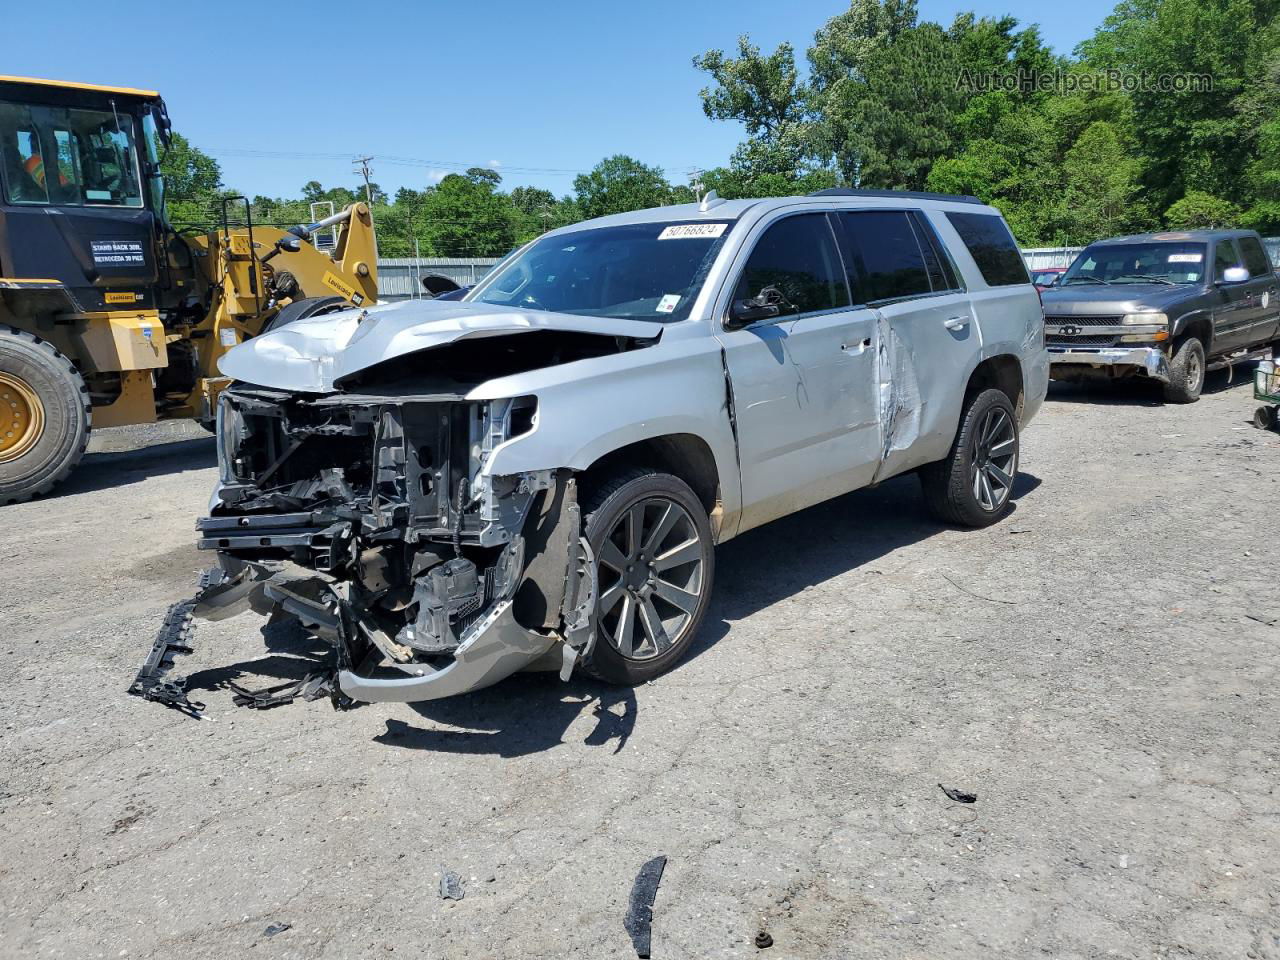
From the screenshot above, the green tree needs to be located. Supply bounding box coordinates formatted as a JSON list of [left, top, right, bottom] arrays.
[[1063, 120, 1145, 239], [158, 132, 225, 228], [1078, 0, 1275, 211], [572, 155, 675, 219], [1165, 190, 1243, 228]]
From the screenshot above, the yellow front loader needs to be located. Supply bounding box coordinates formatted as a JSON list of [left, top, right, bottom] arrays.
[[0, 76, 378, 503]]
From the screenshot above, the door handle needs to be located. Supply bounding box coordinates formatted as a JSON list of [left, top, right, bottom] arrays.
[[943, 315, 969, 331], [841, 337, 872, 354]]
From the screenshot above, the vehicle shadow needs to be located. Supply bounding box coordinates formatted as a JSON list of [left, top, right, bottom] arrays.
[[1047, 362, 1257, 406], [55, 437, 216, 499], [378, 469, 1041, 758]]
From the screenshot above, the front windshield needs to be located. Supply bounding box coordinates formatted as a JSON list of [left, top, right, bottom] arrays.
[[469, 220, 736, 322], [1062, 242, 1207, 285], [0, 102, 143, 207]]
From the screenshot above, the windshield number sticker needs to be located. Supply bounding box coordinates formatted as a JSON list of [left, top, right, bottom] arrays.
[[657, 294, 681, 314], [658, 223, 728, 240], [1168, 253, 1202, 263]]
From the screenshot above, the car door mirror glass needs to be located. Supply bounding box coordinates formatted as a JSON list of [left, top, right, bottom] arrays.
[[1220, 266, 1250, 284]]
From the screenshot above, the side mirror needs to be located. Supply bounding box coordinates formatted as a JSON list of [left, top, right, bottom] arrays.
[[1220, 266, 1250, 284], [726, 298, 781, 329]]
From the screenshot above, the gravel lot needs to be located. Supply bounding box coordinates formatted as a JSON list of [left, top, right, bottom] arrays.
[[3, 373, 1279, 960]]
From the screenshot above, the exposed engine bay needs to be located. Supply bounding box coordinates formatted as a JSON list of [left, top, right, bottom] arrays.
[[187, 381, 598, 705]]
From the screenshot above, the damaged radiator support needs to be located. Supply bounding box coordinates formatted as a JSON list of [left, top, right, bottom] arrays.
[[130, 386, 599, 712]]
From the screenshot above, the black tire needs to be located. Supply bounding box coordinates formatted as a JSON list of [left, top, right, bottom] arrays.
[[578, 468, 715, 686], [261, 295, 347, 334], [919, 388, 1020, 528], [1254, 405, 1277, 430], [0, 325, 91, 505], [1162, 336, 1205, 403]]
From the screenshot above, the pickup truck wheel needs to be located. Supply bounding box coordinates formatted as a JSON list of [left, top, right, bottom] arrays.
[[579, 469, 714, 686], [919, 388, 1019, 528], [1162, 336, 1205, 403], [0, 325, 91, 505]]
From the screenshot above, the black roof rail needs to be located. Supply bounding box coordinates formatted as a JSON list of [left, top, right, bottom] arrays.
[[807, 187, 986, 205]]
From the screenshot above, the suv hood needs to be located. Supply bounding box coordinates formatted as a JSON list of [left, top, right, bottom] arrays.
[[219, 298, 663, 392], [1040, 283, 1197, 316]]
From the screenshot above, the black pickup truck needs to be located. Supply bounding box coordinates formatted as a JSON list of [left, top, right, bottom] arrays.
[[1040, 229, 1280, 402]]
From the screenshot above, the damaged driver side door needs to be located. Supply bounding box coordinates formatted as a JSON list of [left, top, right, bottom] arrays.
[[716, 210, 882, 534]]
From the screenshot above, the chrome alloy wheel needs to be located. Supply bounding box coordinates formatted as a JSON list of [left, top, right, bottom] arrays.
[[970, 406, 1018, 512], [596, 496, 707, 661]]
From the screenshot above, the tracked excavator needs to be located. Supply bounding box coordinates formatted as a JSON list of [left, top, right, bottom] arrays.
[[0, 76, 378, 503]]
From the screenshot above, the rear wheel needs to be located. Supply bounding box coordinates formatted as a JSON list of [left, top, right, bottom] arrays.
[[919, 388, 1020, 528], [1254, 405, 1277, 430], [1162, 336, 1205, 403], [579, 469, 714, 686], [0, 325, 90, 504]]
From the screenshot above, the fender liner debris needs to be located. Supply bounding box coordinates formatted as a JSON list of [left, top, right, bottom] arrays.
[[624, 854, 667, 958]]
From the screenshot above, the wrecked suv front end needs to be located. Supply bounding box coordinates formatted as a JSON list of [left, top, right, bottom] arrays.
[[199, 377, 598, 703]]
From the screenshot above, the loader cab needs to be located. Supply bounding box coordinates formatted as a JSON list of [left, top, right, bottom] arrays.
[[0, 77, 172, 313]]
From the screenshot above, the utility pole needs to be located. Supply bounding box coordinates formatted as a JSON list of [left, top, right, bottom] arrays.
[[688, 167, 705, 204], [353, 155, 374, 204]]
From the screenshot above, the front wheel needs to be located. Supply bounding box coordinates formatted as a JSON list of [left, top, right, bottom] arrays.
[[0, 325, 91, 504], [1162, 336, 1205, 403], [919, 388, 1020, 528], [578, 469, 715, 686]]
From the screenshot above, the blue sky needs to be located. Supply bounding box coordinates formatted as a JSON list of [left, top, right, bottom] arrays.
[[6, 0, 1116, 200]]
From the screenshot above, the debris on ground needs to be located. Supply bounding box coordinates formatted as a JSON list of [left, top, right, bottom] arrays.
[[228, 672, 334, 709], [755, 930, 774, 948], [939, 784, 978, 804], [439, 869, 465, 901], [1244, 612, 1278, 627], [623, 854, 667, 958], [262, 922, 291, 937]]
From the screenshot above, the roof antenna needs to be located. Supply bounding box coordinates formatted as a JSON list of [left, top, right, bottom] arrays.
[[699, 189, 724, 213]]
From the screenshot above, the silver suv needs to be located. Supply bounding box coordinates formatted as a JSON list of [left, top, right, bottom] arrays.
[[196, 189, 1048, 703]]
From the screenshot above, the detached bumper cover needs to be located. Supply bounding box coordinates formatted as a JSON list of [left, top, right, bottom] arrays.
[[338, 599, 559, 703], [1048, 345, 1170, 382]]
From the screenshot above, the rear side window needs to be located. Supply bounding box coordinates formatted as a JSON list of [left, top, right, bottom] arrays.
[[945, 212, 1029, 286], [838, 210, 932, 302], [909, 211, 961, 292], [733, 213, 850, 316], [1214, 240, 1239, 280], [1239, 236, 1272, 277]]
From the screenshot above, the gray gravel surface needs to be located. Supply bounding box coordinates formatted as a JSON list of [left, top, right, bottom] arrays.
[[3, 375, 1279, 960]]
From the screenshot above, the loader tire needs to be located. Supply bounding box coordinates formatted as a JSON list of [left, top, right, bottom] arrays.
[[261, 295, 347, 334], [0, 325, 91, 505]]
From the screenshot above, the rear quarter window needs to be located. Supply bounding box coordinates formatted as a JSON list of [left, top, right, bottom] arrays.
[[945, 212, 1029, 287], [1239, 236, 1273, 277]]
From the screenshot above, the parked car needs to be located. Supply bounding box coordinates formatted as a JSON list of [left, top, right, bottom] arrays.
[[194, 189, 1049, 704], [1041, 230, 1280, 402], [1031, 266, 1067, 290]]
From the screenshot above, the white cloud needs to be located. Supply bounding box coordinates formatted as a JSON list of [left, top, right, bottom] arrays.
[[426, 169, 450, 183], [488, 159, 502, 168]]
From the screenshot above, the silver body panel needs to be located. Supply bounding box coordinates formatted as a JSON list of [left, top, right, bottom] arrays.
[[206, 195, 1048, 702]]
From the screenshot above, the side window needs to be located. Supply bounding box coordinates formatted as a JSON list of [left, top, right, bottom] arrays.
[[839, 210, 932, 302], [0, 103, 49, 204], [945, 212, 1029, 286], [909, 211, 961, 292], [733, 213, 850, 317], [0, 102, 141, 208], [1214, 240, 1239, 280], [1239, 236, 1272, 277]]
